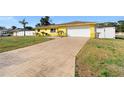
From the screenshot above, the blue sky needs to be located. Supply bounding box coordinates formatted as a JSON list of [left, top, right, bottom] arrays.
[[0, 16, 124, 28]]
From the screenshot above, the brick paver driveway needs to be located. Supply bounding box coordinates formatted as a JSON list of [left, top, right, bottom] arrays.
[[0, 37, 89, 77]]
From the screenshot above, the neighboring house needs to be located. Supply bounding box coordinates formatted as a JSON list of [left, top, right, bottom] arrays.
[[0, 30, 2, 36], [0, 30, 12, 36], [13, 30, 35, 36], [35, 21, 96, 38], [96, 27, 115, 38]]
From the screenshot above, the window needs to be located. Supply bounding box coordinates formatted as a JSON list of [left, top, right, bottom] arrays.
[[50, 28, 56, 33]]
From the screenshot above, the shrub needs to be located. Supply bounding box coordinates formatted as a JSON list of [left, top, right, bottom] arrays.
[[57, 31, 64, 37], [100, 68, 110, 77]]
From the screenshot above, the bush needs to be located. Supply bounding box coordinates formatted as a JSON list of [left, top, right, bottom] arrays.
[[36, 32, 42, 36], [100, 69, 110, 77], [57, 31, 64, 37]]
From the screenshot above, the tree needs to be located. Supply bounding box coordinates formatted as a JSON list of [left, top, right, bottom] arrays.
[[97, 22, 117, 27], [96, 23, 105, 27], [104, 22, 117, 27], [0, 26, 6, 30], [118, 20, 124, 25], [11, 26, 17, 30], [35, 16, 54, 27], [117, 20, 124, 32], [40, 16, 52, 26], [35, 23, 41, 27], [25, 26, 33, 30], [19, 19, 28, 36]]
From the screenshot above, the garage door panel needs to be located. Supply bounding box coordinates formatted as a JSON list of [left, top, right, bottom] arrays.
[[67, 26, 90, 37]]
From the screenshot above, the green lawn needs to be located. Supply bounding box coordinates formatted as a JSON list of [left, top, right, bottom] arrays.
[[0, 36, 52, 53], [76, 39, 124, 77]]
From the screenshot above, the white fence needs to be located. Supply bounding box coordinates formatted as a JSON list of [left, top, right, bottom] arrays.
[[13, 31, 35, 36], [96, 27, 115, 38]]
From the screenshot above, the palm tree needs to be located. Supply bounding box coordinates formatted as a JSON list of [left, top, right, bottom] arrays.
[[19, 19, 28, 36]]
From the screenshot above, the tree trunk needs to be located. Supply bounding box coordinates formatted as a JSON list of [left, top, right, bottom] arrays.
[[24, 29, 26, 36], [24, 25, 26, 36]]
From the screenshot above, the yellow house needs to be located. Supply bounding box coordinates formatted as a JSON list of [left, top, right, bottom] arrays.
[[35, 21, 96, 38]]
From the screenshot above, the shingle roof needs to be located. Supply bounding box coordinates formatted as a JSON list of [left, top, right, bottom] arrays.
[[58, 21, 95, 25], [36, 21, 96, 29]]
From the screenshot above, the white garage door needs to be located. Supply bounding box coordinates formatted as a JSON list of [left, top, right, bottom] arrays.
[[67, 26, 90, 37]]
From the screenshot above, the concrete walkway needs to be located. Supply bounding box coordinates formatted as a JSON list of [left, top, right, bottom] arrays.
[[0, 37, 89, 77]]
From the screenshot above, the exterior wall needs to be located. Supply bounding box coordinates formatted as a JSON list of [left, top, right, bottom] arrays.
[[57, 27, 67, 36], [13, 31, 35, 36], [36, 25, 96, 38], [96, 27, 115, 38], [47, 29, 58, 36], [36, 27, 67, 36], [90, 25, 96, 38]]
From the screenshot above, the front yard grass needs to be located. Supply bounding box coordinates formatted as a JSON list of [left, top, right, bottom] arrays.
[[0, 36, 52, 53], [76, 39, 124, 77]]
